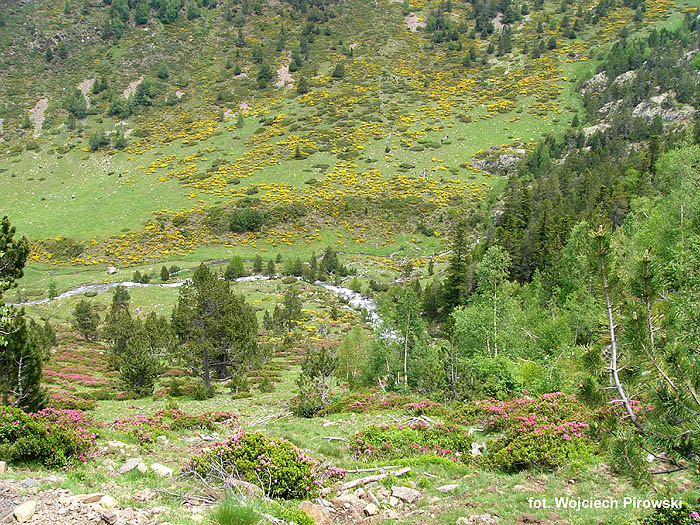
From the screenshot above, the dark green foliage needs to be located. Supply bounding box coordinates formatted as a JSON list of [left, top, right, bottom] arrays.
[[157, 0, 181, 23], [172, 264, 259, 390], [292, 345, 337, 417], [229, 208, 265, 232], [183, 430, 343, 499], [252, 254, 263, 273], [71, 299, 100, 340], [0, 311, 48, 411], [351, 422, 472, 461], [224, 256, 246, 280], [118, 318, 163, 396], [160, 265, 170, 281], [487, 426, 592, 472], [0, 406, 95, 467], [63, 89, 87, 119], [134, 78, 159, 106], [296, 75, 309, 94], [331, 61, 345, 78], [109, 95, 133, 119], [256, 60, 274, 89], [88, 132, 109, 151]]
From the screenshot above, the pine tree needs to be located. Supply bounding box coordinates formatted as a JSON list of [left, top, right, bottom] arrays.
[[0, 217, 45, 410], [172, 264, 259, 391], [72, 300, 100, 340]]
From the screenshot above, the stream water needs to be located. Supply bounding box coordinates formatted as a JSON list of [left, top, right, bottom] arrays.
[[10, 275, 385, 328]]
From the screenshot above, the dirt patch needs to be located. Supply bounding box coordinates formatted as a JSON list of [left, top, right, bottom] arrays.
[[77, 78, 94, 109], [274, 63, 294, 88], [29, 97, 48, 137], [123, 76, 144, 99], [405, 13, 426, 32], [492, 13, 503, 32]]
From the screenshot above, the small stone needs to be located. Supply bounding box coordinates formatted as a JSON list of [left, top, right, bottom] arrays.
[[363, 503, 379, 516], [107, 266, 118, 275], [388, 496, 399, 506], [44, 474, 62, 483], [151, 506, 168, 514], [437, 484, 459, 493], [223, 479, 262, 498], [73, 493, 105, 504], [0, 460, 7, 473], [118, 458, 143, 475], [354, 487, 366, 499], [299, 501, 331, 525], [156, 435, 169, 444], [150, 463, 173, 477], [23, 478, 40, 487], [430, 497, 441, 503], [13, 500, 37, 523], [101, 509, 119, 524], [513, 485, 526, 491], [136, 462, 148, 474], [100, 495, 119, 509], [391, 486, 421, 504]]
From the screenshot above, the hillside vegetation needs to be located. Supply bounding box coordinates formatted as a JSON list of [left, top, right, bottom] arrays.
[[3, 0, 700, 523]]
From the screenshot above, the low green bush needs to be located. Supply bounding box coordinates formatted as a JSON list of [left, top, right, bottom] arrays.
[[182, 430, 346, 499], [0, 407, 98, 467], [487, 425, 592, 473], [351, 422, 472, 462]]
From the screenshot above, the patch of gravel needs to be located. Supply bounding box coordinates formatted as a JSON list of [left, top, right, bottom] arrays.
[[123, 76, 144, 99], [405, 13, 426, 32], [274, 63, 294, 88], [29, 97, 49, 137], [77, 78, 95, 109]]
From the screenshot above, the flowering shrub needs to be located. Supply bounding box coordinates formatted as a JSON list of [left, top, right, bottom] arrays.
[[454, 393, 595, 472], [182, 430, 346, 499], [631, 500, 700, 524], [318, 389, 440, 416], [594, 399, 654, 434], [351, 422, 472, 461], [319, 389, 414, 415], [455, 392, 592, 431], [403, 400, 447, 417], [0, 406, 98, 467], [111, 409, 237, 443], [487, 425, 592, 473], [48, 390, 98, 411]]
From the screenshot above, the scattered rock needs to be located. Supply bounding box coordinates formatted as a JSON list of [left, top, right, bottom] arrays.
[[118, 457, 142, 474], [28, 98, 48, 137], [363, 503, 379, 516], [23, 478, 40, 487], [107, 266, 118, 275], [223, 479, 262, 498], [299, 500, 331, 525], [580, 71, 608, 94], [101, 509, 119, 524], [437, 484, 459, 493], [13, 500, 37, 523], [136, 462, 148, 474], [150, 463, 173, 477], [391, 486, 421, 504], [100, 495, 118, 509], [0, 461, 6, 474], [72, 493, 104, 504]]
